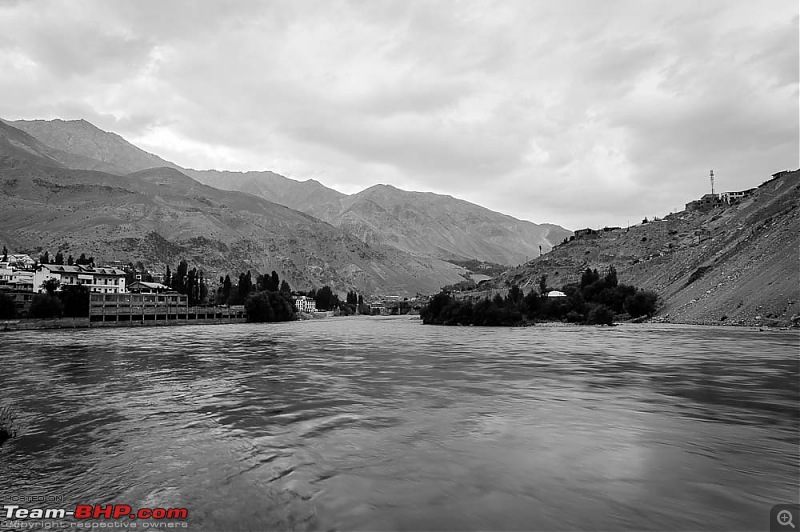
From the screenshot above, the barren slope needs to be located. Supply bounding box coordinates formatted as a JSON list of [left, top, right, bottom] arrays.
[[0, 123, 465, 295], [496, 171, 800, 326], [308, 184, 572, 266]]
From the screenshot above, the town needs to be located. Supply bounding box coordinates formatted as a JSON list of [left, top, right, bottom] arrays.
[[0, 249, 426, 329]]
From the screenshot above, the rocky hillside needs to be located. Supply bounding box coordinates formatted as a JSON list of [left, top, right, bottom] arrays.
[[495, 171, 800, 327], [0, 122, 466, 295], [306, 184, 572, 265], [7, 118, 181, 175], [182, 169, 346, 212], [9, 118, 571, 266]]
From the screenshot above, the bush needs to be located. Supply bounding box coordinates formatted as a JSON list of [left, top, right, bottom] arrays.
[[624, 290, 659, 318], [0, 293, 16, 319], [29, 293, 63, 319], [587, 304, 614, 325]]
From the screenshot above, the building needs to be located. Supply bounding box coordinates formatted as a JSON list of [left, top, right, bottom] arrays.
[[0, 264, 34, 291], [546, 290, 567, 298], [0, 289, 35, 317], [294, 295, 317, 313], [720, 188, 756, 205], [33, 264, 126, 294], [6, 254, 35, 269], [685, 193, 723, 212], [128, 281, 171, 294]]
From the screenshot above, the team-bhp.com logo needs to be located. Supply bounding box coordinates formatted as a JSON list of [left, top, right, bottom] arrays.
[[4, 504, 188, 520]]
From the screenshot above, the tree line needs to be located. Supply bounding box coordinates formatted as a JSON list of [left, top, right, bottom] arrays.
[[0, 279, 89, 320], [421, 266, 658, 326]]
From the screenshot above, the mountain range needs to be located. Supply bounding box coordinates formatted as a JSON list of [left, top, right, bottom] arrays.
[[1, 118, 570, 295]]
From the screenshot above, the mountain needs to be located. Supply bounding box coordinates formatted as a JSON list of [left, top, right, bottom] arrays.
[[182, 169, 346, 212], [8, 118, 179, 175], [493, 170, 800, 326], [9, 118, 571, 266], [0, 122, 466, 295], [305, 184, 572, 265]]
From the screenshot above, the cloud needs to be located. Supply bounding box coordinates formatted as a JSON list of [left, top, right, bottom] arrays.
[[0, 0, 796, 229]]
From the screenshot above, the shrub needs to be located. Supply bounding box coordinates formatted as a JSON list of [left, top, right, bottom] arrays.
[[587, 304, 614, 325], [624, 290, 659, 318]]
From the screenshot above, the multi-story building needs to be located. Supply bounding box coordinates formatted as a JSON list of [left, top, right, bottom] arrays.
[[6, 254, 35, 269], [33, 264, 126, 294], [720, 188, 756, 205], [294, 295, 317, 313]]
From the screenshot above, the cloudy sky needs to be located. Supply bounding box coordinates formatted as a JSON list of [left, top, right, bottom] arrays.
[[0, 0, 797, 229]]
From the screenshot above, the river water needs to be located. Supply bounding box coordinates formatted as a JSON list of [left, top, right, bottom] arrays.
[[1, 317, 798, 531]]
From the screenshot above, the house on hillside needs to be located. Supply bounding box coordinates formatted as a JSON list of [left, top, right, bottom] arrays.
[[33, 264, 126, 294], [574, 228, 597, 238], [720, 188, 756, 205], [685, 193, 723, 212]]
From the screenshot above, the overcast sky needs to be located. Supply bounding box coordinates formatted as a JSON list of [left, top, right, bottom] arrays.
[[0, 1, 797, 229]]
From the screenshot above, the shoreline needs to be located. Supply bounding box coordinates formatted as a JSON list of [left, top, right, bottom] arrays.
[[0, 316, 247, 331], [2, 314, 797, 332]]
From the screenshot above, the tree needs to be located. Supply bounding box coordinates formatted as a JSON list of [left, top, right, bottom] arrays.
[[604, 265, 618, 288], [314, 285, 336, 311], [165, 265, 172, 288], [270, 271, 280, 292], [29, 293, 63, 318], [245, 292, 274, 322], [581, 268, 600, 288], [174, 260, 188, 294], [199, 272, 208, 304], [506, 285, 524, 307], [187, 268, 197, 305], [0, 292, 16, 318], [67, 254, 74, 266], [54, 251, 64, 265], [539, 275, 548, 295], [222, 275, 232, 304], [346, 291, 358, 306], [40, 251, 50, 264], [586, 304, 614, 325], [41, 279, 60, 295], [237, 271, 253, 302], [244, 291, 296, 322], [59, 285, 89, 317], [279, 280, 291, 294], [624, 290, 659, 318], [1, 245, 6, 262]]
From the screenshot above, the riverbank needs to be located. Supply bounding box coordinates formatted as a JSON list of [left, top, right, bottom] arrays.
[[1, 316, 247, 331]]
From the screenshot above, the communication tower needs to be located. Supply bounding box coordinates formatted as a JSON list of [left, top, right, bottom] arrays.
[[710, 169, 715, 196]]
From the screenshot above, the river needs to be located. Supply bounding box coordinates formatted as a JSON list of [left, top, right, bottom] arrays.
[[1, 317, 798, 531]]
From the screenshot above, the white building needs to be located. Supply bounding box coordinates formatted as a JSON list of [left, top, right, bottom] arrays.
[[33, 264, 126, 294], [7, 254, 35, 269], [546, 290, 567, 298], [294, 295, 317, 313]]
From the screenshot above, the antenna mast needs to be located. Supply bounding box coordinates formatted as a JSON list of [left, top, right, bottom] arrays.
[[710, 169, 715, 196]]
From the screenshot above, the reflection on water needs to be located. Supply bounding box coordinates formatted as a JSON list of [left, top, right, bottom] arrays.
[[0, 318, 798, 531]]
